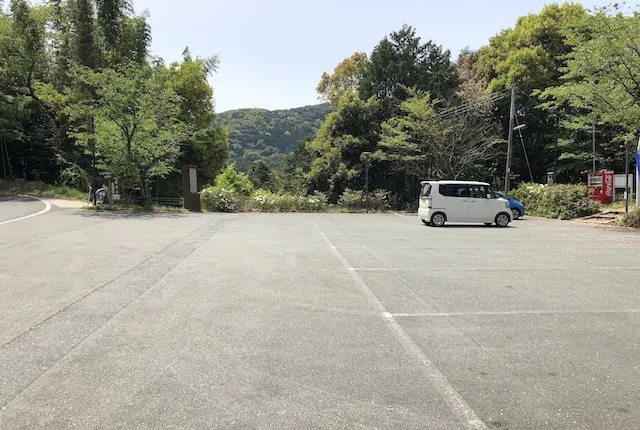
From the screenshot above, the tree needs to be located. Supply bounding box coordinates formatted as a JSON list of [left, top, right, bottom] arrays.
[[360, 25, 457, 111], [69, 63, 185, 201], [68, 0, 98, 69], [317, 52, 369, 107], [248, 160, 273, 189], [476, 3, 589, 182], [378, 90, 500, 182], [170, 49, 228, 182]]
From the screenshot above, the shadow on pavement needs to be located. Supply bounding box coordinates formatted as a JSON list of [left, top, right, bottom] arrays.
[[0, 195, 41, 203]]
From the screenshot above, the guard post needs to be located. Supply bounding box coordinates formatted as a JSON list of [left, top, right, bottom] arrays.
[[182, 165, 201, 212]]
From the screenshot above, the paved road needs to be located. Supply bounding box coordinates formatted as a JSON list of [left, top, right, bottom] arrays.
[[1, 207, 640, 429], [0, 195, 47, 224]]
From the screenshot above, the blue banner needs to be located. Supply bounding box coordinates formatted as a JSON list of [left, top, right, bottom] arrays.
[[636, 150, 640, 175]]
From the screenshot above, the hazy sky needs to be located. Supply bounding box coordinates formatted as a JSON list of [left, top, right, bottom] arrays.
[[131, 0, 603, 112]]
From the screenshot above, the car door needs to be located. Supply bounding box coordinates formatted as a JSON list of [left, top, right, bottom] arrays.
[[444, 184, 470, 222], [468, 185, 493, 222]]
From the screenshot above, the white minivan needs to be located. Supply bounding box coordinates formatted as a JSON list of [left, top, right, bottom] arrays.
[[418, 180, 512, 227]]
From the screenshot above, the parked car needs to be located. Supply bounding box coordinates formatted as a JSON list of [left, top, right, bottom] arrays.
[[495, 192, 525, 220], [418, 180, 512, 227]]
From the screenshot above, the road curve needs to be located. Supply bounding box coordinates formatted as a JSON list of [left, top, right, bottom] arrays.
[[0, 195, 50, 224]]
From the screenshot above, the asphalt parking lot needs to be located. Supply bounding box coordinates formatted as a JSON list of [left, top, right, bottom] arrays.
[[1, 203, 640, 429]]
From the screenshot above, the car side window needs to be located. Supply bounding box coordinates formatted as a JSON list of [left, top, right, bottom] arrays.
[[445, 185, 470, 198], [470, 186, 484, 199]]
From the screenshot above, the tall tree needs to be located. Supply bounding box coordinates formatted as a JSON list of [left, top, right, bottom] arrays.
[[317, 52, 369, 107], [68, 0, 97, 69], [476, 3, 589, 183], [360, 24, 457, 111], [69, 63, 185, 200]]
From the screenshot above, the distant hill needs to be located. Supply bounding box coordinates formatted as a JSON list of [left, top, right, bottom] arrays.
[[216, 103, 332, 171]]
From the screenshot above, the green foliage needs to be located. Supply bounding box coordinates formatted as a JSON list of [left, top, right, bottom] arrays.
[[510, 182, 599, 219], [59, 163, 91, 190], [214, 164, 254, 196], [200, 185, 247, 212], [544, 5, 640, 132], [618, 209, 640, 228], [69, 63, 184, 199], [360, 24, 457, 110], [0, 0, 222, 199], [216, 104, 332, 171], [0, 179, 86, 200], [317, 52, 369, 106], [338, 188, 364, 209]]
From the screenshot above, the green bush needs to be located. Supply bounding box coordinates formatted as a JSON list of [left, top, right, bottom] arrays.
[[368, 189, 390, 211], [0, 179, 87, 200], [59, 164, 91, 191], [510, 182, 599, 220], [214, 164, 254, 196], [338, 188, 364, 209], [618, 209, 640, 228], [250, 189, 328, 212], [200, 186, 247, 212]]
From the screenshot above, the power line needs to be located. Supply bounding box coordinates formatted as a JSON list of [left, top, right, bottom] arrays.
[[433, 90, 509, 122]]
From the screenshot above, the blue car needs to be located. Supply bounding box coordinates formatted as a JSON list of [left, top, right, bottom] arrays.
[[495, 192, 525, 220]]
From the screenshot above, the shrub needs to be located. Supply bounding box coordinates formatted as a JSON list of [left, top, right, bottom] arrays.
[[338, 188, 364, 209], [618, 209, 640, 228], [368, 189, 390, 211], [250, 189, 328, 212], [510, 182, 599, 220], [200, 186, 247, 212], [214, 164, 254, 196], [59, 164, 91, 191]]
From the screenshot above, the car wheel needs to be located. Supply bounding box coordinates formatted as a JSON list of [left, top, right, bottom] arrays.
[[511, 208, 521, 220], [495, 212, 510, 228], [431, 212, 446, 227]]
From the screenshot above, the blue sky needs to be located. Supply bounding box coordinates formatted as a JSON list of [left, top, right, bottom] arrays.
[[132, 0, 603, 112]]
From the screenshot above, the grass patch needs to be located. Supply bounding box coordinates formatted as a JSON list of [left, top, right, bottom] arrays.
[[0, 179, 87, 200], [617, 209, 640, 228], [600, 200, 638, 212]]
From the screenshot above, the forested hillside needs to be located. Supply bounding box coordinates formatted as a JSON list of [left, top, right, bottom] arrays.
[[216, 104, 332, 171]]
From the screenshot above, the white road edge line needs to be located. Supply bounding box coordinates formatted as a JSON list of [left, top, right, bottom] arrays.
[[314, 224, 487, 430], [0, 195, 52, 226]]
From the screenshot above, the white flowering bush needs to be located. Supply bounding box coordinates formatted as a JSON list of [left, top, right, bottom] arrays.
[[201, 186, 247, 212]]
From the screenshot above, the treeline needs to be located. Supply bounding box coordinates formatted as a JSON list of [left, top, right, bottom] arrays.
[[216, 104, 332, 171], [246, 3, 640, 209], [0, 0, 228, 200]]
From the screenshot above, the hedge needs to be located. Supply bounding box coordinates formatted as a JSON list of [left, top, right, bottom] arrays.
[[510, 182, 599, 220]]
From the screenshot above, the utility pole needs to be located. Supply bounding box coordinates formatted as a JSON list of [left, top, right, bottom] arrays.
[[636, 136, 640, 208], [592, 119, 596, 171], [89, 115, 97, 206], [625, 142, 630, 213], [361, 152, 371, 213], [505, 85, 516, 193]]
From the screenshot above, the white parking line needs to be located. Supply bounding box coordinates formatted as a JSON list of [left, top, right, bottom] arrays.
[[315, 225, 487, 430], [0, 195, 52, 226], [392, 309, 640, 318], [352, 267, 640, 271]]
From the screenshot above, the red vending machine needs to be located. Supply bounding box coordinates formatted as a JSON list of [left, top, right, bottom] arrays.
[[587, 170, 614, 204]]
